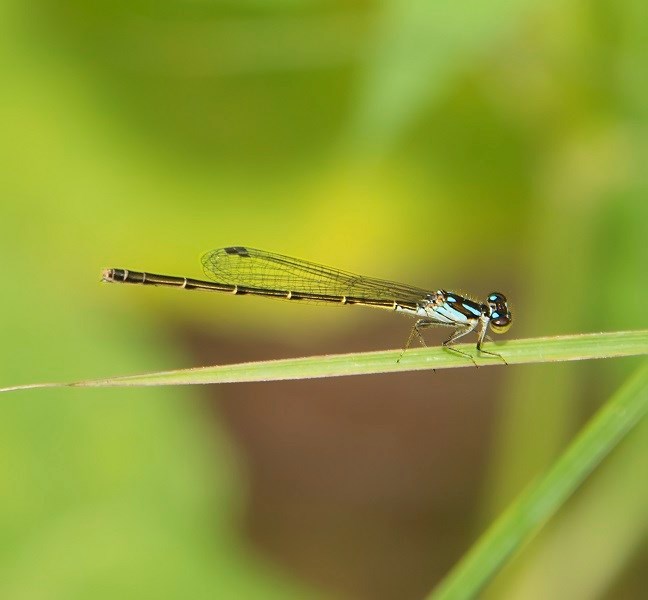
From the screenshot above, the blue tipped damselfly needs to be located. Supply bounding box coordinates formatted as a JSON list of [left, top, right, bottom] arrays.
[[102, 246, 512, 364]]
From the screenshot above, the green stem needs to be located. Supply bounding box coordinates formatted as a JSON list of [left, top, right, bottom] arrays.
[[0, 330, 646, 392], [427, 361, 648, 600]]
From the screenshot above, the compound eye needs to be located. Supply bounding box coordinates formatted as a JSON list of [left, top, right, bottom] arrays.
[[490, 311, 512, 334], [488, 292, 506, 304]]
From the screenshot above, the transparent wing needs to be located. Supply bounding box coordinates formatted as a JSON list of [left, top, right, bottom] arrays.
[[201, 246, 431, 302]]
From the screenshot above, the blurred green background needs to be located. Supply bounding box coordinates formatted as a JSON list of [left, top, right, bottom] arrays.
[[1, 1, 646, 599]]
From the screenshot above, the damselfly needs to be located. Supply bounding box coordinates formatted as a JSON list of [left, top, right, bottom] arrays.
[[102, 246, 512, 364]]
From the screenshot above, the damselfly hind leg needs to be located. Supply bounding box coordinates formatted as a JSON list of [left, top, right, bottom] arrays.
[[397, 318, 432, 363]]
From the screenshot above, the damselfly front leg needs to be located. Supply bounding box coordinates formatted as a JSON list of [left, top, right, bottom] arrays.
[[477, 345, 508, 365], [475, 318, 508, 365]]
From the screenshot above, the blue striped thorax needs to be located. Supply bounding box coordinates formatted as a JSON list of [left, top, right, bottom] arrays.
[[421, 290, 511, 335]]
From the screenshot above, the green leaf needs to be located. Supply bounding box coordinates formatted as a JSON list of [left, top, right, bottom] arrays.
[[427, 360, 648, 600], [1, 330, 646, 392]]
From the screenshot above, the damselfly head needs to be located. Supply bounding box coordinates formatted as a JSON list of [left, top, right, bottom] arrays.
[[487, 292, 512, 333]]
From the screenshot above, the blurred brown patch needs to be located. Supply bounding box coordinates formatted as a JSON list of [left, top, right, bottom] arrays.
[[180, 318, 504, 600]]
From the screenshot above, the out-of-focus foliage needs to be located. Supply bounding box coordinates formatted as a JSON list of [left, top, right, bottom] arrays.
[[0, 0, 646, 598]]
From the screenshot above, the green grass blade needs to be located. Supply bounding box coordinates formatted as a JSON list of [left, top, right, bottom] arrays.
[[0, 330, 646, 392], [427, 360, 648, 600]]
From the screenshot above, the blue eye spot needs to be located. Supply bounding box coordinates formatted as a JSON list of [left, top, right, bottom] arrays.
[[492, 311, 500, 319], [489, 295, 498, 302]]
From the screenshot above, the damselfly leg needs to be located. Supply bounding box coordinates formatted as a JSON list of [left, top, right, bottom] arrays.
[[397, 319, 432, 363], [398, 319, 479, 367], [476, 337, 508, 365], [438, 321, 480, 367]]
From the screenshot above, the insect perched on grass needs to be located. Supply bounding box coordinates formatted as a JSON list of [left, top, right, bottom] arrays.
[[102, 246, 512, 365]]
